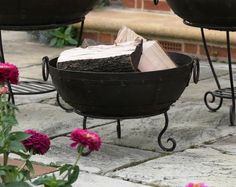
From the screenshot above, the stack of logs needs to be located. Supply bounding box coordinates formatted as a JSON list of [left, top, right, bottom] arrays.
[[57, 26, 176, 72]]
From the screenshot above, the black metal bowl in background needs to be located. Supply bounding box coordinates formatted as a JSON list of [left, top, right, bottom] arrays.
[[165, 0, 236, 27], [48, 52, 194, 118], [0, 0, 98, 28]]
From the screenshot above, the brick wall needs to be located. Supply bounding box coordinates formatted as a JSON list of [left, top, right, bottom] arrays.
[[121, 0, 170, 11], [82, 31, 236, 61]]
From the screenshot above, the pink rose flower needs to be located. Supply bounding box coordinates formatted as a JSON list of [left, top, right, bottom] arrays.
[[0, 63, 19, 84], [70, 128, 102, 152], [0, 86, 8, 94], [22, 129, 50, 155], [185, 182, 208, 187]]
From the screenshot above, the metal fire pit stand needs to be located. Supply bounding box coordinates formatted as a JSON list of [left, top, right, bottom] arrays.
[[0, 17, 85, 104], [184, 21, 236, 126], [50, 83, 176, 152], [76, 111, 176, 152]]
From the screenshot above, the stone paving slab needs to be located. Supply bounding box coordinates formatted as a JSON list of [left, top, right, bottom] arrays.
[[91, 101, 236, 152], [198, 62, 236, 81], [206, 135, 236, 155], [70, 172, 149, 187], [107, 146, 236, 187], [31, 137, 159, 174], [2, 31, 68, 68], [15, 103, 114, 137], [31, 172, 149, 187]]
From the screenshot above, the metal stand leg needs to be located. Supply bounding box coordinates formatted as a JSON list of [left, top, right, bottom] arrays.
[[56, 92, 73, 112], [201, 28, 223, 111], [226, 31, 236, 126], [0, 30, 5, 62], [77, 16, 85, 47], [83, 116, 87, 129], [117, 119, 121, 139], [158, 112, 176, 152], [0, 30, 15, 105], [6, 81, 15, 105]]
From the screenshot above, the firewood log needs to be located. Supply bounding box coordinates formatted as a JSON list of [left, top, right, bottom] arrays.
[[138, 41, 177, 72], [115, 26, 176, 72], [57, 40, 143, 72]]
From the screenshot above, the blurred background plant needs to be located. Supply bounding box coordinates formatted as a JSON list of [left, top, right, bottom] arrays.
[[28, 0, 113, 48]]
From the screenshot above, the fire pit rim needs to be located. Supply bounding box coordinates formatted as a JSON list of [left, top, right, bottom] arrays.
[[49, 52, 193, 76]]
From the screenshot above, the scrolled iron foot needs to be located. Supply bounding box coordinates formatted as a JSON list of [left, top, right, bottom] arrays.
[[42, 56, 50, 81], [230, 105, 236, 126], [204, 91, 223, 112], [158, 112, 176, 152]]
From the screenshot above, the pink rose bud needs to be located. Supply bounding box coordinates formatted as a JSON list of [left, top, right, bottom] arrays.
[[22, 129, 50, 155], [0, 63, 19, 84], [70, 128, 102, 152]]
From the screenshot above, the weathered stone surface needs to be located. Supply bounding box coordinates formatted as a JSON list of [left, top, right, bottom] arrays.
[[31, 172, 148, 187], [206, 135, 236, 155], [15, 103, 113, 136], [71, 172, 149, 187], [91, 102, 236, 152], [108, 147, 236, 187], [31, 137, 159, 174], [197, 62, 235, 81]]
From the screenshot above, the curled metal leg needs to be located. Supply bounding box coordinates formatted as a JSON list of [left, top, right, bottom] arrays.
[[193, 57, 200, 84], [158, 112, 176, 152], [117, 119, 121, 139], [230, 105, 235, 126], [42, 56, 49, 81], [56, 92, 73, 112], [226, 31, 236, 126], [204, 91, 223, 112], [6, 81, 15, 105]]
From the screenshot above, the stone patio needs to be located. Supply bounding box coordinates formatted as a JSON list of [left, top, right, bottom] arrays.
[[2, 29, 236, 187]]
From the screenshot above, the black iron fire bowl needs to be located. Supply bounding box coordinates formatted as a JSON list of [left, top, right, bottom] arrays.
[[154, 0, 236, 28], [0, 0, 98, 29], [48, 52, 197, 118], [46, 52, 199, 152]]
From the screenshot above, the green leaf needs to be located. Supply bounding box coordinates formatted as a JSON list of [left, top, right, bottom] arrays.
[[9, 132, 31, 141], [0, 170, 6, 176], [50, 30, 64, 38], [49, 38, 58, 47], [9, 140, 26, 152], [66, 165, 79, 185], [59, 164, 72, 175], [66, 37, 78, 45], [65, 26, 72, 36], [12, 151, 30, 160], [5, 182, 32, 187], [33, 175, 68, 187], [25, 160, 34, 174], [56, 39, 65, 48]]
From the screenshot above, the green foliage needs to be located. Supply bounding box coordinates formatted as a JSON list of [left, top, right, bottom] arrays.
[[0, 182, 32, 187], [33, 164, 79, 187], [48, 26, 78, 48], [0, 86, 33, 184]]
